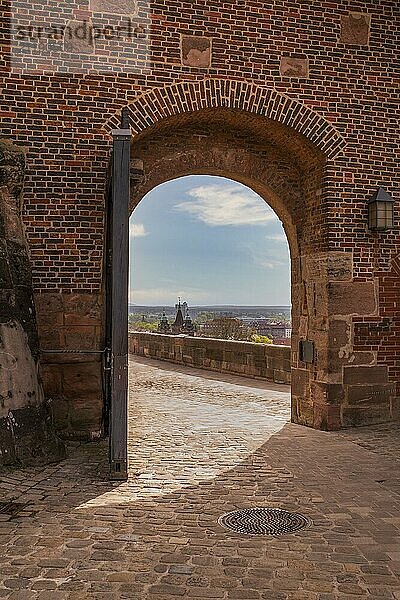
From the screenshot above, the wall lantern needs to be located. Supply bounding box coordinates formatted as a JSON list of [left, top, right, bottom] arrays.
[[368, 187, 395, 231]]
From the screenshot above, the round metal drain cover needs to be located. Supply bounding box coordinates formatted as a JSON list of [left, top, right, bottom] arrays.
[[219, 508, 310, 536]]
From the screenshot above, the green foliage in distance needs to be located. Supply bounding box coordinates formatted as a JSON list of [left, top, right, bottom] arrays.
[[129, 319, 158, 332], [251, 334, 273, 345]]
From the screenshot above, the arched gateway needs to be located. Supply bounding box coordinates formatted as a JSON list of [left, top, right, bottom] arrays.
[[1, 3, 398, 470], [101, 78, 395, 438]]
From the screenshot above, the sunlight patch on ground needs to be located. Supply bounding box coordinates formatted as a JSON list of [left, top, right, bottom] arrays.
[[77, 359, 290, 509]]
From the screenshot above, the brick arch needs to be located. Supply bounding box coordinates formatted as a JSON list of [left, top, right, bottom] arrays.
[[105, 78, 346, 159]]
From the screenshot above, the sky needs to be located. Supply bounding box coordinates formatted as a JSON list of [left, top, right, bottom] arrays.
[[129, 175, 291, 306]]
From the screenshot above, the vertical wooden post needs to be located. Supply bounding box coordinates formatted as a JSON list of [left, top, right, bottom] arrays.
[[109, 111, 131, 480]]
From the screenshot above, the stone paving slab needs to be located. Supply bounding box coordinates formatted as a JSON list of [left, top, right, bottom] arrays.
[[0, 357, 399, 599]]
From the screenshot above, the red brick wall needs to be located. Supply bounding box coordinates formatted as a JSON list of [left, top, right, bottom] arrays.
[[0, 0, 398, 435], [0, 1, 397, 291]]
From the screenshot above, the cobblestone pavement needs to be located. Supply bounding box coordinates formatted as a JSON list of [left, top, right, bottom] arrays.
[[0, 356, 399, 599]]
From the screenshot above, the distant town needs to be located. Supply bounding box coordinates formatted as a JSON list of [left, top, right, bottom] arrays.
[[129, 303, 292, 345]]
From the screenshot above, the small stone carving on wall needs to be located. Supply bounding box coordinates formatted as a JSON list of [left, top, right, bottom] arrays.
[[340, 12, 371, 45], [280, 57, 309, 78], [90, 0, 138, 15], [64, 20, 94, 54], [181, 35, 212, 68]]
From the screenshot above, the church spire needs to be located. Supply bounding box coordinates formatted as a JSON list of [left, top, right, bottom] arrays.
[[172, 298, 184, 333]]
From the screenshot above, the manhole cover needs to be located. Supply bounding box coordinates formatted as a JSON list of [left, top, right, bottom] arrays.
[[218, 508, 310, 536]]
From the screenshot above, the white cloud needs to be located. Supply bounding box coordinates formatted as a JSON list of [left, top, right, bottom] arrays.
[[245, 240, 290, 271], [175, 183, 277, 227], [130, 223, 147, 238], [258, 258, 288, 270], [129, 287, 213, 305], [265, 233, 287, 243]]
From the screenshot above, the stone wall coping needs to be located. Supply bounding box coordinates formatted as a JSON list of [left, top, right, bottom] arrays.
[[129, 330, 291, 352], [128, 331, 291, 385]]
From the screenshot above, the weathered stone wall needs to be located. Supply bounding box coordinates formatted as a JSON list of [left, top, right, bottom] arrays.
[[129, 332, 291, 385], [35, 293, 103, 440], [0, 141, 65, 468], [292, 252, 398, 430]]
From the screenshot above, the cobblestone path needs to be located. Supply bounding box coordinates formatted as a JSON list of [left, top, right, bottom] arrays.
[[0, 356, 399, 599]]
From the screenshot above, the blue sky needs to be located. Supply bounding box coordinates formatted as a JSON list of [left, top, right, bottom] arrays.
[[129, 176, 290, 306]]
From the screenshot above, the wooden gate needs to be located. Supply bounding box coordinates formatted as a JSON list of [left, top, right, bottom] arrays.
[[105, 109, 131, 480]]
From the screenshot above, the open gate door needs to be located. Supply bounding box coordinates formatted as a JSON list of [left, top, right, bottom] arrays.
[[105, 109, 131, 480]]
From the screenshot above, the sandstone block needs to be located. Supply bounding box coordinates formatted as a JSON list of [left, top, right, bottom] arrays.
[[291, 397, 298, 422], [181, 36, 212, 68], [267, 345, 290, 358], [91, 0, 138, 14], [37, 325, 62, 351], [343, 366, 388, 385], [328, 281, 377, 316], [298, 316, 308, 338], [303, 252, 353, 283], [69, 397, 103, 431], [291, 368, 310, 397], [313, 402, 341, 431], [391, 397, 400, 419], [206, 348, 224, 362], [280, 57, 309, 78], [40, 364, 63, 395], [63, 293, 101, 325], [34, 293, 63, 325], [341, 13, 371, 45], [328, 319, 375, 372], [265, 367, 275, 381], [311, 381, 344, 406], [326, 252, 353, 281], [293, 397, 314, 427], [329, 350, 375, 374], [346, 383, 395, 405], [273, 369, 290, 384], [309, 283, 328, 318], [63, 326, 99, 351], [64, 20, 94, 54], [62, 362, 103, 396], [266, 355, 282, 370], [10, 402, 66, 466], [329, 319, 350, 348], [342, 405, 391, 427]]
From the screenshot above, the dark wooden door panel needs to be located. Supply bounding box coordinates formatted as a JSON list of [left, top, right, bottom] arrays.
[[106, 110, 131, 481]]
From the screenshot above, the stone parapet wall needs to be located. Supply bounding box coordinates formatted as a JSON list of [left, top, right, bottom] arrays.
[[129, 332, 291, 385]]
